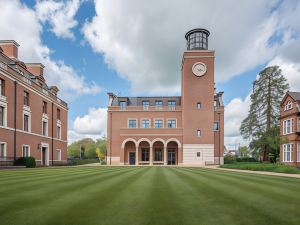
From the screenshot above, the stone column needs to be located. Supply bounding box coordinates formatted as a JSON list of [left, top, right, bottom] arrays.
[[135, 146, 139, 166], [149, 147, 153, 165], [164, 146, 167, 165]]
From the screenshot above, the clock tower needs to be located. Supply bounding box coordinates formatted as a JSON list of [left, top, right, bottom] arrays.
[[181, 28, 216, 164]]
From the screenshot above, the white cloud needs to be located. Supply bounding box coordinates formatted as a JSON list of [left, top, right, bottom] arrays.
[[73, 107, 107, 135], [68, 130, 104, 144], [82, 0, 300, 95], [0, 0, 101, 100], [36, 0, 84, 39]]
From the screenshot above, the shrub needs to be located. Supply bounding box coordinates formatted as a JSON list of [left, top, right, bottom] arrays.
[[236, 157, 257, 163], [14, 157, 36, 168], [224, 155, 236, 164]]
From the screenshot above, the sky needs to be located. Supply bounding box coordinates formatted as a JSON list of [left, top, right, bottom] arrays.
[[0, 0, 300, 148]]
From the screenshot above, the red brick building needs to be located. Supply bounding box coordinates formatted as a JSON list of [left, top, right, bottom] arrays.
[[0, 40, 68, 166], [107, 29, 224, 166], [280, 91, 300, 166]]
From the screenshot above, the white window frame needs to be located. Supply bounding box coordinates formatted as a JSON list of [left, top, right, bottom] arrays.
[[297, 143, 300, 162], [197, 102, 201, 110], [140, 118, 151, 128], [0, 79, 3, 96], [128, 118, 137, 128], [22, 145, 30, 157], [57, 124, 61, 139], [0, 142, 7, 158], [297, 118, 300, 132], [57, 149, 61, 161], [0, 101, 7, 127], [23, 111, 31, 132], [283, 143, 292, 162], [283, 119, 293, 135], [42, 118, 48, 137], [214, 122, 219, 131], [196, 130, 201, 137], [284, 101, 293, 111], [154, 118, 164, 128], [167, 118, 177, 128]]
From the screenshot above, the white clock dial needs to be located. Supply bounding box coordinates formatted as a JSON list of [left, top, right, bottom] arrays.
[[192, 62, 207, 77]]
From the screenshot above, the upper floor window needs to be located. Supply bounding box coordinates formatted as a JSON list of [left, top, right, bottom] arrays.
[[154, 119, 163, 128], [283, 119, 293, 135], [284, 101, 293, 111], [42, 120, 48, 136], [23, 114, 29, 132], [167, 119, 176, 128], [214, 122, 219, 131], [0, 79, 5, 96], [168, 101, 176, 110], [24, 91, 29, 106], [142, 101, 150, 110], [196, 130, 201, 137], [128, 119, 137, 128], [214, 100, 218, 110], [57, 108, 61, 120], [197, 102, 202, 109], [298, 118, 300, 132], [42, 101, 47, 114], [57, 125, 61, 139], [155, 100, 163, 107], [0, 143, 6, 158], [0, 106, 4, 126], [141, 119, 150, 128], [119, 101, 126, 108]]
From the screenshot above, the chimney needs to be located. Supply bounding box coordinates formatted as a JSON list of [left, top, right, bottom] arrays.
[[107, 92, 116, 106], [49, 86, 59, 96], [25, 63, 45, 77], [0, 40, 20, 59]]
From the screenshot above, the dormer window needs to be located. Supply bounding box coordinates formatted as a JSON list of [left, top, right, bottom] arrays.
[[119, 101, 126, 110], [284, 101, 293, 111], [142, 101, 150, 110]]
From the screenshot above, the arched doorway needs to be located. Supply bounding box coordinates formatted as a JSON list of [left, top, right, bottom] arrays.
[[122, 139, 137, 165], [166, 141, 179, 165], [152, 139, 165, 165], [137, 139, 151, 165]]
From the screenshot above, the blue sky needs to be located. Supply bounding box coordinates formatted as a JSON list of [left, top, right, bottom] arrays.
[[1, 0, 300, 146]]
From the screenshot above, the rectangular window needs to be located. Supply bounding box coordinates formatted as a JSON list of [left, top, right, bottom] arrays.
[[141, 119, 150, 128], [128, 119, 137, 128], [0, 106, 4, 126], [142, 101, 150, 110], [22, 145, 30, 157], [155, 149, 162, 161], [214, 122, 219, 131], [119, 101, 126, 107], [197, 102, 201, 109], [155, 100, 163, 107], [42, 101, 47, 114], [141, 148, 149, 161], [167, 119, 176, 128], [0, 79, 5, 96], [57, 150, 61, 161], [42, 121, 48, 136], [0, 143, 6, 158], [154, 119, 163, 128], [197, 152, 201, 157], [57, 125, 61, 139], [298, 118, 300, 132], [197, 130, 201, 137], [24, 91, 29, 106], [57, 108, 61, 120], [283, 144, 292, 162], [24, 114, 29, 132], [298, 143, 300, 162], [283, 119, 293, 135], [168, 100, 176, 110]]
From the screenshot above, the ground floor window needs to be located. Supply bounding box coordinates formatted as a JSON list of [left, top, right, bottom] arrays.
[[155, 149, 162, 161], [57, 149, 61, 161], [22, 145, 30, 157], [283, 144, 292, 162], [298, 143, 300, 162], [141, 148, 149, 161], [0, 143, 6, 158]]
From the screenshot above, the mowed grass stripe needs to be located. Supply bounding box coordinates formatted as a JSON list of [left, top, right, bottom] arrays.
[[0, 167, 141, 222], [174, 167, 300, 225]]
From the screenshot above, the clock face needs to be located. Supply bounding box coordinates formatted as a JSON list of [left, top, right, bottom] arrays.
[[192, 62, 207, 77]]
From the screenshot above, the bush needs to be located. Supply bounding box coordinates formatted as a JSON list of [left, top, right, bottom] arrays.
[[67, 158, 99, 166], [224, 155, 236, 164], [236, 157, 257, 162], [14, 157, 36, 168]]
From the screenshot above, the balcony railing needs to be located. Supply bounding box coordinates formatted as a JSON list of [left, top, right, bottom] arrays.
[[111, 105, 181, 111]]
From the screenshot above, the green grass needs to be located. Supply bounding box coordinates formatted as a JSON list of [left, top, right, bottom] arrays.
[[67, 158, 100, 166], [0, 167, 300, 225], [220, 162, 300, 174]]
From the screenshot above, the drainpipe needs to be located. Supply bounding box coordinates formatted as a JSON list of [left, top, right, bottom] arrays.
[[13, 81, 17, 161], [110, 112, 112, 165], [218, 111, 221, 165], [51, 102, 54, 166]]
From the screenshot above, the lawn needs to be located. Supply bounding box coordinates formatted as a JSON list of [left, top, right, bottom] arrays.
[[220, 162, 300, 174], [0, 167, 300, 225]]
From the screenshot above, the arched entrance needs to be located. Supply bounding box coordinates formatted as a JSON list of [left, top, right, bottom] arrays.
[[152, 139, 165, 165], [166, 139, 180, 165], [122, 138, 137, 165], [137, 139, 151, 165]]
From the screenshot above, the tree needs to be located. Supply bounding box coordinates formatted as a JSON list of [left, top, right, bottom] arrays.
[[239, 146, 250, 157], [240, 66, 289, 162]]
